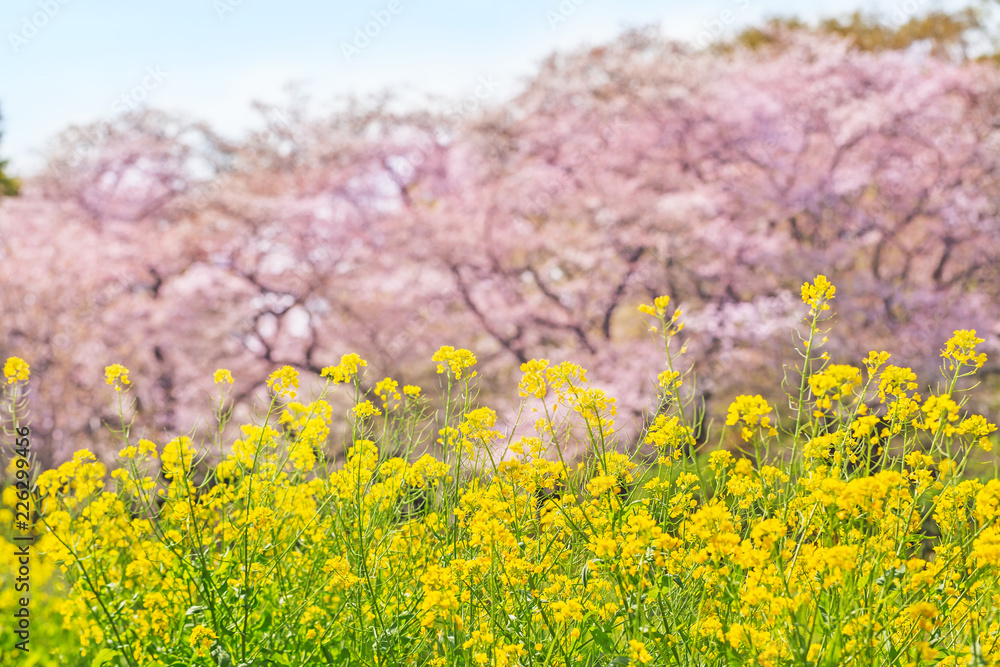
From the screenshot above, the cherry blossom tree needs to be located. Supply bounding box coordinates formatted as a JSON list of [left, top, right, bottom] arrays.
[[397, 26, 1000, 435], [2, 26, 999, 467]]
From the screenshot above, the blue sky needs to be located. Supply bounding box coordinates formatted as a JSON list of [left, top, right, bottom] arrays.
[[0, 0, 969, 173]]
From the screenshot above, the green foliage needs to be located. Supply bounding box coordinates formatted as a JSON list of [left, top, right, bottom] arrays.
[[0, 106, 20, 197], [726, 8, 984, 60], [0, 159, 19, 197]]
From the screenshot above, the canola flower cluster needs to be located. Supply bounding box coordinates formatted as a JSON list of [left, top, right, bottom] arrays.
[[1, 277, 999, 667]]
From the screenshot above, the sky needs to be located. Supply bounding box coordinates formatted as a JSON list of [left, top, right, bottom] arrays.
[[0, 0, 972, 173]]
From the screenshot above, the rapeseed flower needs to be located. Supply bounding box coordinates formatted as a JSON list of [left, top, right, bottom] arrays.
[[28, 282, 1000, 667], [321, 352, 367, 383], [941, 329, 987, 370], [801, 274, 836, 310], [432, 345, 477, 379], [104, 363, 130, 390], [3, 356, 29, 383], [267, 365, 299, 398]]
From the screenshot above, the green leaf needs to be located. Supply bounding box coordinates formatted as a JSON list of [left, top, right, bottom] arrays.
[[211, 644, 234, 667], [185, 605, 208, 616], [591, 627, 613, 653], [817, 603, 831, 625], [91, 648, 121, 667], [256, 609, 273, 632], [970, 640, 987, 667], [321, 645, 347, 666]]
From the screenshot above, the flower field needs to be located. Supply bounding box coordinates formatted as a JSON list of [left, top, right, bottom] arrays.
[[2, 276, 999, 667]]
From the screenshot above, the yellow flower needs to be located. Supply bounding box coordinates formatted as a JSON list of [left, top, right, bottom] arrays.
[[940, 329, 987, 370], [808, 364, 861, 401], [105, 363, 131, 391], [801, 274, 836, 310], [863, 350, 891, 373], [975, 480, 1000, 524], [545, 361, 588, 395], [137, 438, 158, 457], [248, 506, 275, 533], [459, 407, 500, 442], [709, 449, 734, 473], [638, 294, 671, 317], [188, 625, 217, 657], [353, 400, 381, 420], [289, 437, 317, 472], [213, 368, 233, 385], [957, 414, 997, 452], [972, 526, 1000, 567], [161, 436, 194, 478], [374, 377, 401, 406], [432, 346, 477, 380], [750, 517, 786, 551], [644, 414, 695, 454], [657, 369, 681, 394], [267, 365, 299, 399], [638, 296, 684, 337], [726, 395, 775, 441], [916, 394, 960, 435], [403, 384, 421, 397], [906, 602, 938, 632], [850, 415, 882, 444], [590, 535, 617, 557], [3, 357, 29, 384], [628, 639, 653, 664], [518, 359, 549, 399], [877, 365, 918, 403], [587, 475, 620, 497], [321, 353, 367, 384]]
